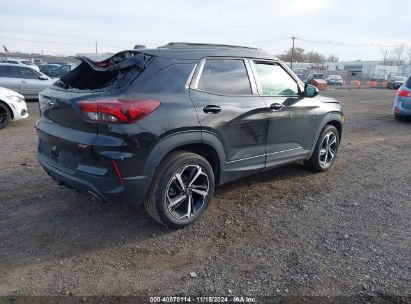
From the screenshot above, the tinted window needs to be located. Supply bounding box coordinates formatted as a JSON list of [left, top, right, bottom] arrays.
[[0, 66, 7, 77], [0, 66, 19, 77], [406, 76, 411, 89], [198, 59, 251, 95], [137, 63, 195, 93], [18, 67, 39, 79], [254, 62, 299, 96]]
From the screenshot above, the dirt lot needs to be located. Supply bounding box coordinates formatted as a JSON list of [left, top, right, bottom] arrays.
[[0, 89, 410, 300]]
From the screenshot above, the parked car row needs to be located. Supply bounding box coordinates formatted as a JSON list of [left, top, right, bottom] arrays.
[[1, 58, 78, 77], [46, 63, 78, 78], [0, 59, 40, 72]]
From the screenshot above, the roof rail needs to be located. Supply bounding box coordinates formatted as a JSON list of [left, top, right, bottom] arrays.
[[159, 42, 262, 51]]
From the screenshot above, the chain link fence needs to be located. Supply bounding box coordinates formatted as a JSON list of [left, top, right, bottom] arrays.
[[292, 65, 411, 89]]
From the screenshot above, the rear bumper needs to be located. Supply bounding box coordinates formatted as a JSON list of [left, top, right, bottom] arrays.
[[393, 97, 411, 117], [38, 153, 154, 205], [394, 112, 411, 118]]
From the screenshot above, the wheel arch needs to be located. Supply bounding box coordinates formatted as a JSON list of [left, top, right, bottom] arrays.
[[306, 113, 343, 160], [143, 131, 226, 184], [327, 119, 342, 139], [0, 99, 14, 119]]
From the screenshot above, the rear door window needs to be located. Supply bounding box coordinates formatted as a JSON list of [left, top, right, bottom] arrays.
[[0, 66, 7, 77], [0, 66, 19, 78], [198, 59, 252, 95], [253, 62, 299, 96]]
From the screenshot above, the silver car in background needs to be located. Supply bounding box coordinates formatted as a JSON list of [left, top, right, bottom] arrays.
[[0, 59, 40, 72], [0, 63, 55, 99]]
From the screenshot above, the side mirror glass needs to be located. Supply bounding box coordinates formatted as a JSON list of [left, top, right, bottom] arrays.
[[304, 84, 318, 98]]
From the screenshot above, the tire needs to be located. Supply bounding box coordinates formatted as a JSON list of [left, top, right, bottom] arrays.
[[304, 125, 340, 172], [0, 102, 11, 129], [144, 151, 215, 229], [394, 114, 403, 121]]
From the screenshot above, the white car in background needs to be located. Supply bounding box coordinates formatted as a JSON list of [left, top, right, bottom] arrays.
[[0, 87, 28, 128], [325, 75, 344, 85], [0, 58, 40, 72]]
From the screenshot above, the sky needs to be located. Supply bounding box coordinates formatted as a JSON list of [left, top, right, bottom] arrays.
[[0, 0, 410, 61]]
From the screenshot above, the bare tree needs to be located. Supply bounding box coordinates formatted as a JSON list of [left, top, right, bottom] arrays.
[[306, 51, 325, 63], [326, 55, 339, 62], [277, 48, 339, 63], [277, 47, 306, 62], [385, 44, 408, 65]]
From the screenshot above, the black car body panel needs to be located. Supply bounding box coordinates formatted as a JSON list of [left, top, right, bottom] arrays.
[[36, 44, 343, 206]]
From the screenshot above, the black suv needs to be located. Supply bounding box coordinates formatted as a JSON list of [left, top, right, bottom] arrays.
[[37, 43, 344, 228]]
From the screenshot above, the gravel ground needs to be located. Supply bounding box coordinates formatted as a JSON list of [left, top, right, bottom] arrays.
[[0, 89, 410, 301]]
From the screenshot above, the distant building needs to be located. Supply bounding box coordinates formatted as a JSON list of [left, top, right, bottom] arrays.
[[284, 62, 324, 73], [325, 60, 399, 79], [398, 65, 411, 76]]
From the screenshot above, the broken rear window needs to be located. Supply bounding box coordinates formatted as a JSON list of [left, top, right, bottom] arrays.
[[53, 51, 153, 91]]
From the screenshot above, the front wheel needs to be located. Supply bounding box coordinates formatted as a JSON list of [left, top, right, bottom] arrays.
[[144, 151, 215, 229], [304, 125, 340, 172], [0, 102, 11, 129]]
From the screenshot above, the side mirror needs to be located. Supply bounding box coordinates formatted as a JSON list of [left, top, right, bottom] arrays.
[[38, 74, 48, 80], [304, 84, 319, 98]]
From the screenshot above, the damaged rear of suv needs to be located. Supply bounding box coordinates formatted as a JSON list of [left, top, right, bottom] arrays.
[[37, 43, 344, 228], [37, 48, 196, 209]]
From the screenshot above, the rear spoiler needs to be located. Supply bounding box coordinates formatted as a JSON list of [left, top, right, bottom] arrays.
[[74, 50, 152, 72]]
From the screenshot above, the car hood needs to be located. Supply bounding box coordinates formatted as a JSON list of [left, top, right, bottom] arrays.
[[316, 95, 340, 104], [0, 87, 24, 99]]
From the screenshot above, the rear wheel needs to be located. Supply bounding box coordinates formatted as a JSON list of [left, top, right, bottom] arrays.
[[304, 125, 340, 172], [144, 151, 215, 229], [0, 102, 11, 129]]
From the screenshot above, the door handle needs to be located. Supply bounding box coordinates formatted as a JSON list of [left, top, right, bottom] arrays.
[[21, 80, 27, 84], [203, 105, 222, 114], [270, 103, 284, 111]]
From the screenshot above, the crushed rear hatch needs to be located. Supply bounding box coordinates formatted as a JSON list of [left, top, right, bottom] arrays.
[[40, 50, 155, 131]]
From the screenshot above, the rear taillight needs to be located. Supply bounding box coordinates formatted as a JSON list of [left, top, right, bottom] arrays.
[[396, 89, 411, 97], [77, 99, 160, 123]]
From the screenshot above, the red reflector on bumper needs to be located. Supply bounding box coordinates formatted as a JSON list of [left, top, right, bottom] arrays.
[[111, 160, 124, 186]]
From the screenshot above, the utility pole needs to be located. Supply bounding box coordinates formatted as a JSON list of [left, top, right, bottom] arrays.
[[290, 36, 297, 70], [95, 41, 98, 54]]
